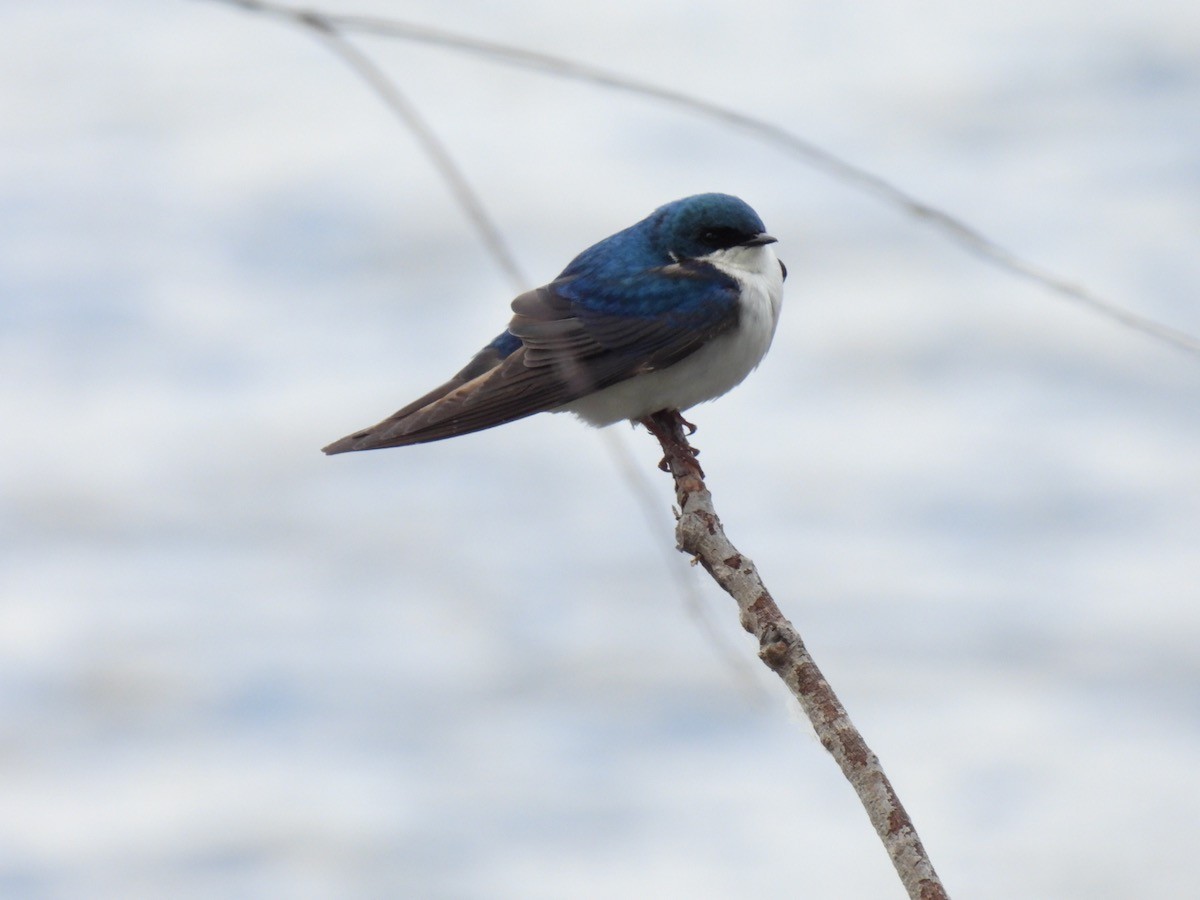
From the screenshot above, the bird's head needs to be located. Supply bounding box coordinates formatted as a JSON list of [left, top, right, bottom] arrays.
[[650, 193, 776, 262], [557, 192, 783, 285]]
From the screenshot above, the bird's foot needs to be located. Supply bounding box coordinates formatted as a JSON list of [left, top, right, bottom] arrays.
[[639, 409, 704, 478]]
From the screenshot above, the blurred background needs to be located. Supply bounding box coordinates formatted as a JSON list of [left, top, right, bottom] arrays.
[[3, 1, 1199, 897]]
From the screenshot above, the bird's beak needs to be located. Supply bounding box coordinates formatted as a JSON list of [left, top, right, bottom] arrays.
[[741, 232, 777, 247]]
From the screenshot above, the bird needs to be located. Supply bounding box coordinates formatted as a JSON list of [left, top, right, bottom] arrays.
[[322, 193, 786, 456]]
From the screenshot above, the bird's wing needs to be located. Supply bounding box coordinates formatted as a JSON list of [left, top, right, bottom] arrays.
[[322, 264, 739, 452]]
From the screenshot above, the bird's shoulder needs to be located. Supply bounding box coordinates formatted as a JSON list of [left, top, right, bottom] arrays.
[[545, 257, 741, 321]]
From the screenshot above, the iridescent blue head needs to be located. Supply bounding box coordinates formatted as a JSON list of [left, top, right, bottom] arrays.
[[646, 193, 775, 261], [562, 193, 775, 279]]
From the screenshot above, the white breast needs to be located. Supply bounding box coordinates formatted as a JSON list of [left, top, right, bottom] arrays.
[[561, 243, 785, 426]]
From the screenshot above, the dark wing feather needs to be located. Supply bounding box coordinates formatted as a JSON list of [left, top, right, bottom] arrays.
[[322, 263, 740, 452], [321, 340, 514, 453]]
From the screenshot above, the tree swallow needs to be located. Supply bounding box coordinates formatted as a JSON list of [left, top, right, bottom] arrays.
[[323, 193, 786, 454]]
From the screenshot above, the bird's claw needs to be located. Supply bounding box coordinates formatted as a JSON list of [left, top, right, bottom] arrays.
[[640, 409, 706, 477]]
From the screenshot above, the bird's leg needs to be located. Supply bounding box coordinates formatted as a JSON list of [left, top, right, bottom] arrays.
[[639, 409, 704, 478]]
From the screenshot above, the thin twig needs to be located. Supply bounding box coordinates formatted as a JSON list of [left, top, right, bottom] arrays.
[[211, 0, 1200, 358], [640, 410, 949, 900]]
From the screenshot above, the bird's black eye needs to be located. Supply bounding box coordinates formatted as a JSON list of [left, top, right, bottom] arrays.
[[698, 226, 744, 250]]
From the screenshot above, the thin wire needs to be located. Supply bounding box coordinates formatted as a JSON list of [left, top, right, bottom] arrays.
[[215, 0, 1200, 357], [601, 429, 770, 706]]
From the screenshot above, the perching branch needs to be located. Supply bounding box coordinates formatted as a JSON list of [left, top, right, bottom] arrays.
[[639, 410, 949, 900]]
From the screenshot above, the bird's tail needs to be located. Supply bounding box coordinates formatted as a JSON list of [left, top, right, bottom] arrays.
[[321, 337, 525, 454]]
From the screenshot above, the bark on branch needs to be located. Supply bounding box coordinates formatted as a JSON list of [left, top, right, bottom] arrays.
[[640, 410, 949, 900]]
